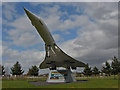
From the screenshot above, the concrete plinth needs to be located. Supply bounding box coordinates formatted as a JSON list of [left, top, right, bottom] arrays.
[[47, 69, 76, 83]]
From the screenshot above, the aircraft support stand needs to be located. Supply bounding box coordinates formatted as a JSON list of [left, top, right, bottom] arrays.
[[47, 69, 76, 83]]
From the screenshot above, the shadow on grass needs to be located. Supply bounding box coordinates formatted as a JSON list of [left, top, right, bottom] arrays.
[[29, 80, 88, 86]]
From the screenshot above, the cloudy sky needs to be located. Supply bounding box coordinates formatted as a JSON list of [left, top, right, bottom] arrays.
[[0, 1, 2, 65], [2, 2, 118, 74]]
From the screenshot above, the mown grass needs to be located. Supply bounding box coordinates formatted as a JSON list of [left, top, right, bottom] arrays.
[[2, 76, 119, 88]]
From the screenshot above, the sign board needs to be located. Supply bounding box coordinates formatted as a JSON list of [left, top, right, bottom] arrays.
[[50, 70, 67, 79]]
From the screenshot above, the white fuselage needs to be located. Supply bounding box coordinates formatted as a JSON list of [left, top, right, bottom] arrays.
[[24, 8, 55, 45], [33, 17, 55, 45]]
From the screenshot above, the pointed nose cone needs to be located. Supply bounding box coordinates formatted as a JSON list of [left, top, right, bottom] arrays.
[[24, 8, 31, 15], [24, 8, 38, 23]]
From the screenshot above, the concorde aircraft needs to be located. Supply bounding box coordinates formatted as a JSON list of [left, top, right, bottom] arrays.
[[24, 8, 85, 70]]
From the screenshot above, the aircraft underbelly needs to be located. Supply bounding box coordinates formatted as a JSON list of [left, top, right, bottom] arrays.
[[40, 44, 85, 69]]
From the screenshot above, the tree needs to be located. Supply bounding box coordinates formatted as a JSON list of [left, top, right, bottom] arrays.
[[111, 56, 120, 75], [92, 66, 100, 76], [27, 65, 39, 76], [102, 61, 112, 76], [2, 66, 5, 75], [0, 65, 5, 76], [0, 65, 1, 75], [83, 63, 92, 77], [11, 61, 24, 75]]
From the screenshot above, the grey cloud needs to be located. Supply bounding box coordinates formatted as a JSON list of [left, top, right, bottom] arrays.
[[59, 3, 118, 69]]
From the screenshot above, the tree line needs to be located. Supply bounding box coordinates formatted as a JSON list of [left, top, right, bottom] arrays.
[[0, 56, 120, 76], [0, 61, 39, 76], [83, 56, 120, 77]]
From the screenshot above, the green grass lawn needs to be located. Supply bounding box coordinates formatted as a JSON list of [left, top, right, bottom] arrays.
[[2, 76, 119, 88]]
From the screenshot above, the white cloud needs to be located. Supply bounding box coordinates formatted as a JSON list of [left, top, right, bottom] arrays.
[[53, 34, 64, 42], [0, 2, 2, 6], [2, 2, 18, 20], [4, 16, 44, 47], [30, 2, 52, 6], [8, 16, 34, 31], [2, 0, 119, 2], [2, 46, 45, 73], [83, 4, 116, 21], [102, 59, 113, 66], [40, 6, 92, 32], [11, 31, 41, 47]]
